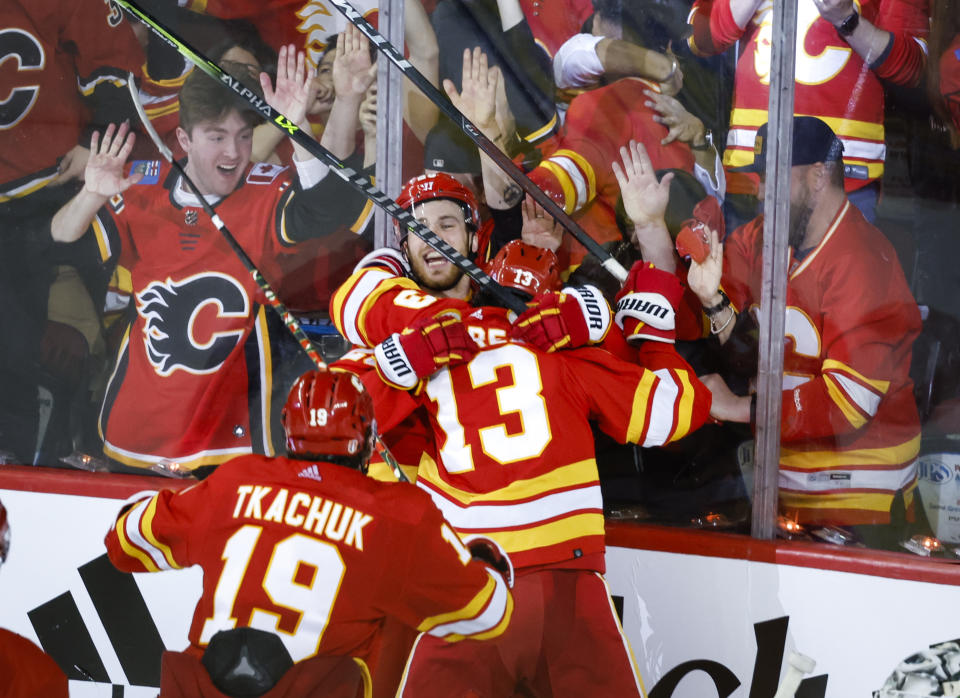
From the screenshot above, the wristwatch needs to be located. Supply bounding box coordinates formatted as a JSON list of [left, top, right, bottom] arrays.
[[837, 10, 859, 36], [691, 129, 714, 151]]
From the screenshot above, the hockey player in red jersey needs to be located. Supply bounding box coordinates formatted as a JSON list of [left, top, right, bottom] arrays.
[[687, 0, 928, 219], [676, 118, 922, 539], [0, 499, 70, 697], [49, 46, 373, 472], [105, 369, 514, 698], [367, 262, 710, 697], [332, 169, 711, 694]]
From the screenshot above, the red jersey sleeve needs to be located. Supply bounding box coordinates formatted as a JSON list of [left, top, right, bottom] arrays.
[[565, 347, 712, 447], [687, 0, 745, 56], [383, 488, 513, 642], [871, 0, 929, 86], [104, 484, 207, 573], [330, 266, 474, 347]]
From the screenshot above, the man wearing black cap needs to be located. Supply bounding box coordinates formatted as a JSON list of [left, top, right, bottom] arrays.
[[684, 117, 923, 545]]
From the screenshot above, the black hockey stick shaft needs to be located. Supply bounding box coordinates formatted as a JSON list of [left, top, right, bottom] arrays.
[[115, 0, 527, 315], [126, 75, 410, 483], [327, 0, 629, 283]]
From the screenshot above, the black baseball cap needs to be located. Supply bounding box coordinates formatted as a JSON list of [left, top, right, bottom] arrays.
[[733, 116, 844, 174], [424, 119, 482, 176]]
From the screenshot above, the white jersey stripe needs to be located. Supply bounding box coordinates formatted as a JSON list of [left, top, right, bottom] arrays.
[[829, 371, 882, 417], [124, 499, 175, 571], [427, 570, 510, 639], [341, 269, 395, 345], [641, 369, 680, 447], [547, 155, 589, 210], [779, 460, 917, 492], [419, 482, 602, 530]]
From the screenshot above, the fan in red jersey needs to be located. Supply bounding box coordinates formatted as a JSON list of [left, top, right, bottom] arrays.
[[50, 46, 374, 473], [687, 0, 928, 221], [0, 499, 69, 697], [676, 118, 922, 542], [105, 370, 514, 698]]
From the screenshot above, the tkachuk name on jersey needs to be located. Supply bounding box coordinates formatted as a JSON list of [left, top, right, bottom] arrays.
[[232, 485, 374, 551]]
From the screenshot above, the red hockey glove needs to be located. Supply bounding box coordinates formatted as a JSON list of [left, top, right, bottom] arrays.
[[510, 285, 611, 352], [464, 535, 514, 588], [375, 314, 479, 390], [614, 262, 684, 345], [675, 196, 724, 264]]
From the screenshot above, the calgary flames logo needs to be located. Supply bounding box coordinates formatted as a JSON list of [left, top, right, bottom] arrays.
[[136, 273, 250, 376]]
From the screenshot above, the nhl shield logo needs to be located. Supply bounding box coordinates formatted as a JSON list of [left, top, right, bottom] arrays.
[[184, 209, 199, 225]]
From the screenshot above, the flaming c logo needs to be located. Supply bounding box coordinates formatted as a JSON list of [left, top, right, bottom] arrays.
[[136, 273, 250, 376]]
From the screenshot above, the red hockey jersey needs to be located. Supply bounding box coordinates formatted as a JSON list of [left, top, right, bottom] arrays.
[[0, 0, 144, 198], [0, 629, 68, 698], [529, 78, 696, 272], [330, 272, 711, 569], [104, 455, 513, 673], [716, 201, 922, 525], [517, 0, 594, 58], [688, 0, 928, 192], [91, 159, 370, 470]]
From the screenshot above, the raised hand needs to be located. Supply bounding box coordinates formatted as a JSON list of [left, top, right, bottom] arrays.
[[520, 195, 562, 252], [443, 47, 499, 137], [333, 24, 376, 101], [260, 44, 317, 129], [84, 122, 141, 198], [612, 139, 673, 229], [686, 224, 724, 305]]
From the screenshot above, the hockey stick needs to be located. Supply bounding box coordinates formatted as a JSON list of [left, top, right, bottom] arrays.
[[327, 0, 630, 284], [115, 0, 527, 316], [125, 74, 409, 484]]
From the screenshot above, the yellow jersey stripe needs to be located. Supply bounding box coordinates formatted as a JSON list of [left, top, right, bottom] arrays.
[[447, 593, 514, 643], [142, 497, 181, 570], [418, 455, 598, 505], [116, 509, 160, 573], [822, 358, 890, 393], [553, 148, 597, 202], [781, 434, 921, 470], [729, 108, 885, 140], [523, 112, 559, 143], [626, 371, 658, 444], [823, 374, 868, 429], [779, 490, 900, 513], [487, 512, 605, 553], [417, 574, 496, 632], [538, 160, 577, 214]]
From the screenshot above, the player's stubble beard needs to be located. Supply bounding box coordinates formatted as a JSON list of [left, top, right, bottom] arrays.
[[788, 184, 814, 251]]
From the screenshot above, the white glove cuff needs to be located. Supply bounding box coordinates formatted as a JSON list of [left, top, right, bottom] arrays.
[[565, 285, 611, 343], [615, 292, 677, 330], [374, 333, 419, 390]]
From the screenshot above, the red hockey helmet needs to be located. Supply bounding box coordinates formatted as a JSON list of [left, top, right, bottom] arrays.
[[281, 370, 375, 465], [0, 498, 9, 565], [394, 172, 481, 244], [485, 240, 561, 297]]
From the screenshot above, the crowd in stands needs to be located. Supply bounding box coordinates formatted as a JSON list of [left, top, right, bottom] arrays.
[[4, 0, 960, 558], [7, 0, 960, 693]]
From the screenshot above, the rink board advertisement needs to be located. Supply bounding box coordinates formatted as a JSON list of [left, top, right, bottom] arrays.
[[1, 473, 959, 697]]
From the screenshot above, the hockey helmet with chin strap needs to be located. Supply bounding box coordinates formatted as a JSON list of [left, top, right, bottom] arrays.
[[282, 370, 375, 468], [394, 173, 481, 245]]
